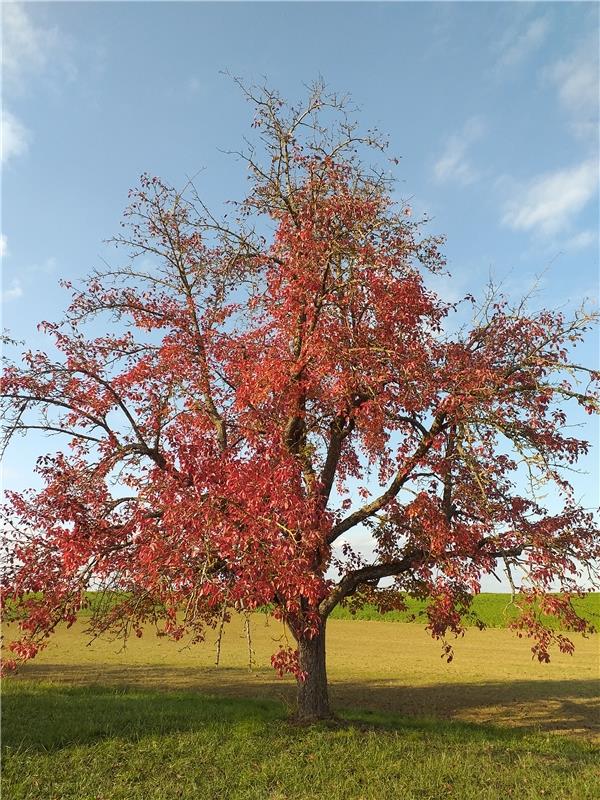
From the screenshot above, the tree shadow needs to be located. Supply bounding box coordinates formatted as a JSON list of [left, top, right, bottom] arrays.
[[3, 678, 597, 757], [1, 682, 280, 753], [328, 677, 599, 738], [7, 662, 599, 743]]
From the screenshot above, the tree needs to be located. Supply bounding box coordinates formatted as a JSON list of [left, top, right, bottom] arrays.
[[2, 81, 599, 721]]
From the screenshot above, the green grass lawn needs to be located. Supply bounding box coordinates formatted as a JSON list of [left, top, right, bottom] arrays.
[[3, 598, 599, 799], [3, 679, 599, 800], [330, 591, 600, 628]]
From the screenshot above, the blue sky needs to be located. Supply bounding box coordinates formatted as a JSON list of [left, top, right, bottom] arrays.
[[1, 2, 599, 587]]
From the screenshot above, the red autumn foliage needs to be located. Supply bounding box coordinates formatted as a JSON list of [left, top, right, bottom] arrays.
[[1, 82, 598, 718]]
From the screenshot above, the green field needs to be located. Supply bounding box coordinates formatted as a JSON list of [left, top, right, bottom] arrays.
[[3, 599, 599, 799], [330, 591, 600, 628], [3, 680, 599, 800], [9, 591, 599, 630]]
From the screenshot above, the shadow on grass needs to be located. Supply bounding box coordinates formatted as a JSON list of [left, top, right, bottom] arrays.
[[3, 679, 596, 758], [5, 663, 599, 748], [2, 682, 282, 753]]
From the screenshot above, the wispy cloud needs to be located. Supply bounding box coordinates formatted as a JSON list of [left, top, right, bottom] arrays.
[[2, 279, 24, 303], [1, 3, 73, 93], [2, 4, 74, 166], [1, 110, 31, 165], [433, 117, 485, 186], [543, 37, 599, 141], [521, 227, 598, 265], [0, 235, 22, 302], [496, 15, 551, 70], [501, 158, 599, 237], [1, 249, 58, 304], [563, 229, 597, 252]]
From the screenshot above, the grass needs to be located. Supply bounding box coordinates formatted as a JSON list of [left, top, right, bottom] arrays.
[[3, 679, 599, 800], [330, 592, 600, 628], [3, 605, 599, 798]]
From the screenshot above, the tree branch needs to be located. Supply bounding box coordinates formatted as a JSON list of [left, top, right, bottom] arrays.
[[319, 549, 425, 617], [327, 413, 447, 543], [319, 415, 355, 506]]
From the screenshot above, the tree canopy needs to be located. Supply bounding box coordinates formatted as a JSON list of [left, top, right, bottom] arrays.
[[2, 81, 598, 719]]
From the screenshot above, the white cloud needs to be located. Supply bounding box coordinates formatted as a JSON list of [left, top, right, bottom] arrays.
[[502, 159, 599, 236], [1, 5, 74, 167], [2, 279, 23, 303], [1, 3, 67, 93], [544, 38, 599, 141], [496, 15, 550, 69], [563, 229, 597, 252], [1, 110, 31, 164], [433, 117, 485, 186], [0, 235, 7, 259]]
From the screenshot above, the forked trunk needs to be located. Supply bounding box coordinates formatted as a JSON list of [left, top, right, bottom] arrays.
[[296, 619, 331, 721]]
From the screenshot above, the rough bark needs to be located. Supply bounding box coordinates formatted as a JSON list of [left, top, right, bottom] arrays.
[[296, 620, 331, 721]]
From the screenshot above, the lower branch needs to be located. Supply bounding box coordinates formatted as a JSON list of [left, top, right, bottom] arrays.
[[319, 549, 425, 617], [319, 540, 525, 619]]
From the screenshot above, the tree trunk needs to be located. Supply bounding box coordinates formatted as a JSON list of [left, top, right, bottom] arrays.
[[296, 619, 332, 721]]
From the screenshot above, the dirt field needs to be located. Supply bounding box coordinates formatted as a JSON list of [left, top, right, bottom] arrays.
[[10, 614, 599, 740]]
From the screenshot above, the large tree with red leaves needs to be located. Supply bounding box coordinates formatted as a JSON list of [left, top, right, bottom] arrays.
[[2, 82, 599, 720]]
